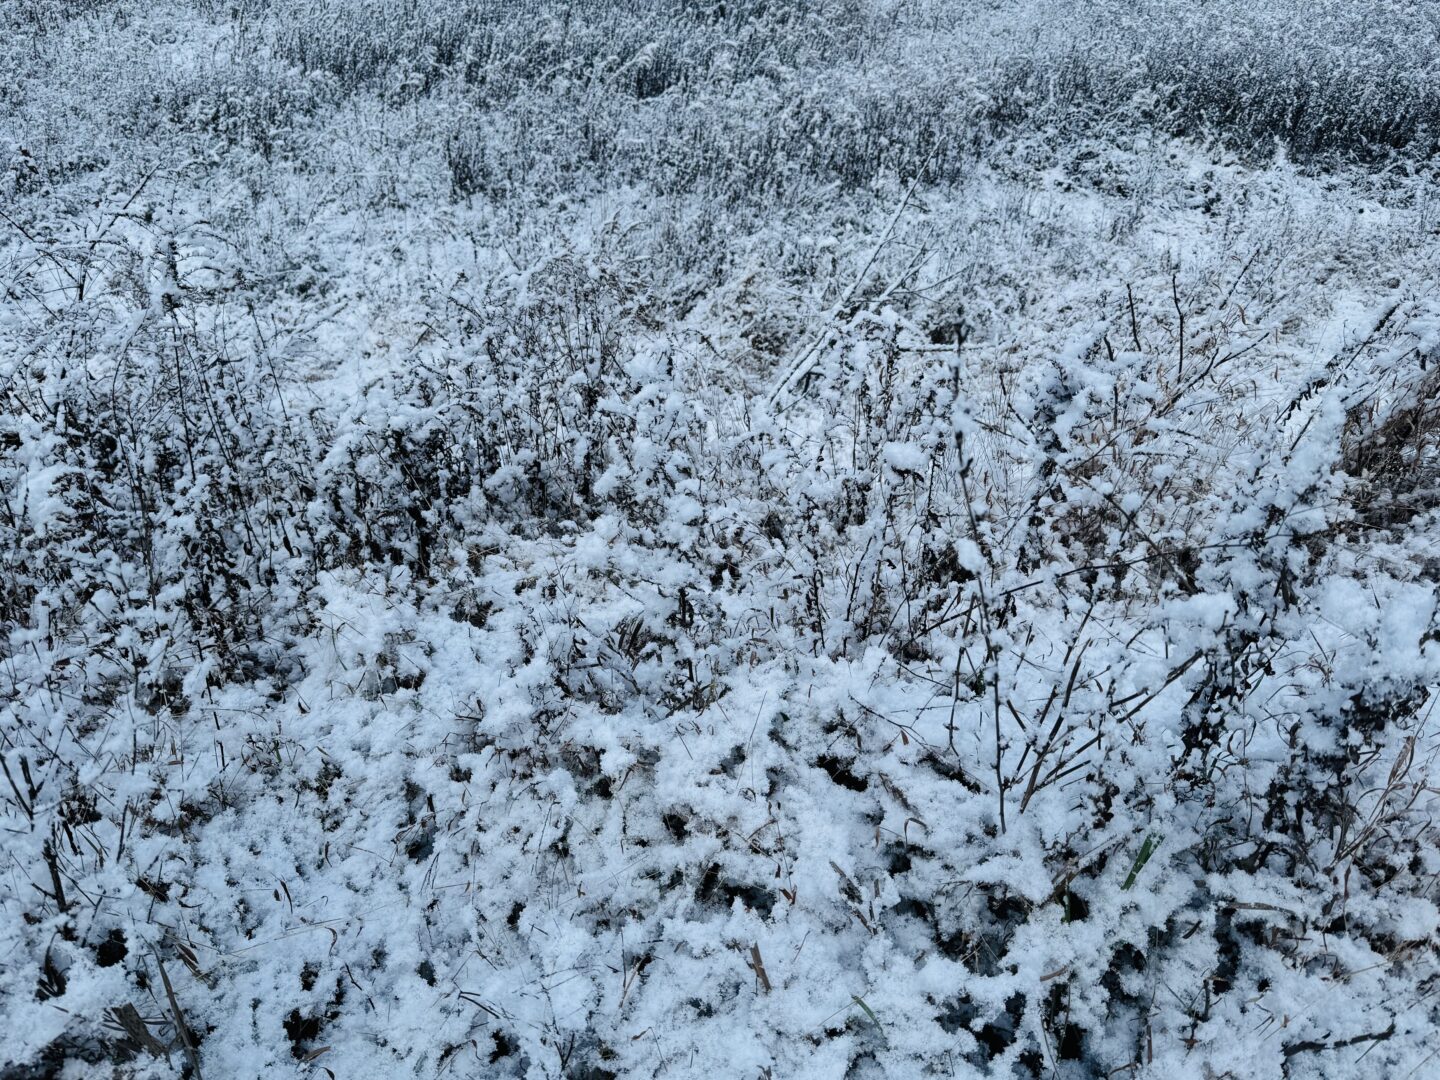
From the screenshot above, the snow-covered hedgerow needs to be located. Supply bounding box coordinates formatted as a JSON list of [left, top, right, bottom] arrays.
[[3, 2, 1440, 1079]]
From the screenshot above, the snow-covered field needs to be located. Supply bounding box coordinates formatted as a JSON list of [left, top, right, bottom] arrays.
[[4, 2, 1440, 1077]]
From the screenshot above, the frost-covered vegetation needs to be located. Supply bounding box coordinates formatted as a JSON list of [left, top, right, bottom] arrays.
[[4, 1, 1440, 1077]]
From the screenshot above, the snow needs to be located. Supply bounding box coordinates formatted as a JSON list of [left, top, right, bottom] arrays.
[[3, 0, 1440, 1077]]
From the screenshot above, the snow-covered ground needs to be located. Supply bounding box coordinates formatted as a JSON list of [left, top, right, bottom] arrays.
[[3, 2, 1440, 1077]]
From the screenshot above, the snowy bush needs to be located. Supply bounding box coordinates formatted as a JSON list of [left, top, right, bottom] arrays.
[[3, 1, 1440, 1078]]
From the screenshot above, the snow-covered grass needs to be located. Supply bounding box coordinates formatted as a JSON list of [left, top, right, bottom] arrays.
[[3, 1, 1440, 1078]]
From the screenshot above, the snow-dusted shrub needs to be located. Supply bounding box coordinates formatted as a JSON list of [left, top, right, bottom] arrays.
[[0, 194, 314, 669], [716, 284, 1440, 1077], [312, 249, 705, 571]]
